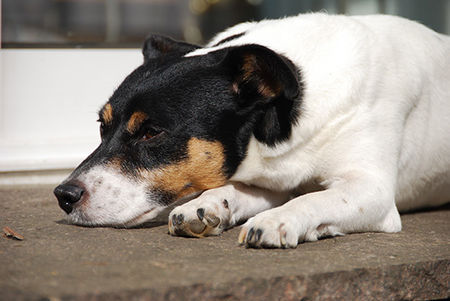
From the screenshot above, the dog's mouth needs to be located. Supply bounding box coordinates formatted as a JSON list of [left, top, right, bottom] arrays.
[[121, 208, 159, 228], [120, 192, 204, 228], [67, 207, 163, 228]]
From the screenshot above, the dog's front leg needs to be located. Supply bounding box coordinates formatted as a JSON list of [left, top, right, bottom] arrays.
[[168, 182, 289, 237], [239, 174, 402, 248]]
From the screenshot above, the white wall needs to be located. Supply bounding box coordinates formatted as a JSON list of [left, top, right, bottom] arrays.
[[0, 49, 142, 184]]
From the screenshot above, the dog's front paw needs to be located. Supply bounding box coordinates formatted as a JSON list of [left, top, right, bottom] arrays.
[[168, 195, 231, 238], [238, 208, 302, 249]]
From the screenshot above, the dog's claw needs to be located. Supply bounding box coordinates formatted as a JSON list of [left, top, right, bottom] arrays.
[[196, 208, 220, 227], [171, 214, 177, 225], [173, 214, 184, 226], [255, 229, 262, 243], [244, 228, 263, 248], [205, 214, 220, 227], [197, 208, 205, 220], [171, 214, 184, 226], [279, 224, 287, 248], [238, 228, 247, 245], [240, 220, 298, 249], [247, 228, 255, 243]]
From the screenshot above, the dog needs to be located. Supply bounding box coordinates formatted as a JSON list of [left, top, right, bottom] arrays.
[[54, 13, 450, 248]]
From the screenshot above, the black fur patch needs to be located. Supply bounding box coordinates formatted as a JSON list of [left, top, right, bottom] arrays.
[[219, 44, 303, 147], [66, 37, 303, 204], [142, 34, 199, 62]]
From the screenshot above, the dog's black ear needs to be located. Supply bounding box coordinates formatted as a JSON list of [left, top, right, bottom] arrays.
[[142, 35, 199, 62], [220, 44, 302, 146], [223, 44, 300, 104]]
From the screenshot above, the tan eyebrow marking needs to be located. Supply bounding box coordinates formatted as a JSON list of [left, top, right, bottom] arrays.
[[102, 103, 113, 125], [127, 111, 148, 134]]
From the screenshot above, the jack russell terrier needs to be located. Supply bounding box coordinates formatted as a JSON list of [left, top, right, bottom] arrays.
[[54, 13, 450, 248]]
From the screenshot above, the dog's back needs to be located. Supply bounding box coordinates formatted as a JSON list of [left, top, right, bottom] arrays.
[[191, 13, 450, 211]]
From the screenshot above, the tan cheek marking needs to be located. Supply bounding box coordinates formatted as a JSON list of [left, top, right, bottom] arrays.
[[151, 138, 227, 200], [102, 103, 113, 125], [127, 111, 148, 134]]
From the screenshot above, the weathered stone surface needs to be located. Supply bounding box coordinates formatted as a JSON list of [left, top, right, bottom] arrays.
[[0, 185, 449, 300]]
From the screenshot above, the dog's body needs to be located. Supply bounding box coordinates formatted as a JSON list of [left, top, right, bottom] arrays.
[[55, 14, 450, 248]]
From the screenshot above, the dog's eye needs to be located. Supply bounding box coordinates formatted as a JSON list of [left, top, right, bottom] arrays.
[[99, 122, 105, 137], [97, 119, 106, 138], [139, 128, 162, 142], [141, 133, 153, 141]]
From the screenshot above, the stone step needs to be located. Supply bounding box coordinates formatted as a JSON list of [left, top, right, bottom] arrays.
[[1, 186, 448, 300]]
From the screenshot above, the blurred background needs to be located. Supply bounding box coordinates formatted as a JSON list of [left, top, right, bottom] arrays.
[[3, 0, 450, 48], [1, 0, 449, 185]]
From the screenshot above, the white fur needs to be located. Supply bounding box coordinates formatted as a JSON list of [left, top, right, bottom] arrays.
[[177, 13, 450, 247], [67, 166, 165, 227], [169, 182, 289, 236]]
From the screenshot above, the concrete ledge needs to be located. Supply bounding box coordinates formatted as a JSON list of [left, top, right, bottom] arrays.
[[1, 186, 449, 300], [0, 169, 72, 186]]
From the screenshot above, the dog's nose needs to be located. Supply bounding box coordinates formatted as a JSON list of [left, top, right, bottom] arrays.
[[54, 184, 84, 214]]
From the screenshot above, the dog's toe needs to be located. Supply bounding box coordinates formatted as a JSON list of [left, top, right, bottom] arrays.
[[239, 211, 299, 249], [172, 213, 184, 226], [242, 228, 264, 248], [186, 219, 207, 234], [195, 207, 219, 227], [169, 204, 227, 238]]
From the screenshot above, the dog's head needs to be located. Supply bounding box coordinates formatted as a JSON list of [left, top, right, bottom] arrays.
[[54, 35, 301, 227]]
